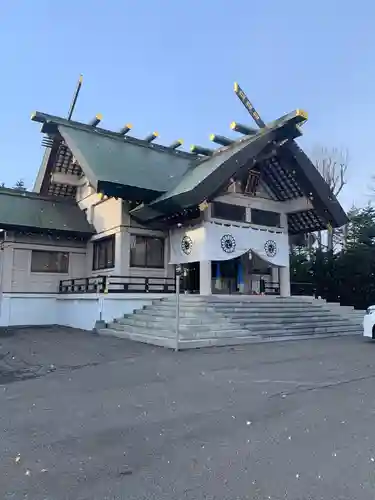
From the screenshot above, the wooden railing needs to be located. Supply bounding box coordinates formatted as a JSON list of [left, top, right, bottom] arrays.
[[261, 280, 280, 295], [58, 275, 176, 294], [58, 276, 105, 294], [59, 276, 314, 296], [290, 281, 316, 297]]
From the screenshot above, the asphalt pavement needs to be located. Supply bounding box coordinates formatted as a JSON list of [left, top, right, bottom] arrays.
[[0, 327, 375, 499]]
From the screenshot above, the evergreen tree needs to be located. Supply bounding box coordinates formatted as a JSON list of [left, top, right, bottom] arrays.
[[13, 179, 26, 191]]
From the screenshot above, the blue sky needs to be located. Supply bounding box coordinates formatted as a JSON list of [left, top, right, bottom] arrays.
[[1, 0, 374, 209]]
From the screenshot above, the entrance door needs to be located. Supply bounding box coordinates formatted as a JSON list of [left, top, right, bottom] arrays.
[[181, 263, 200, 294], [213, 258, 240, 294]]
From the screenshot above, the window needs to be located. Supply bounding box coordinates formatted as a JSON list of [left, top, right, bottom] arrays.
[[130, 235, 164, 268], [31, 250, 69, 273], [251, 209, 281, 228], [92, 235, 115, 270], [211, 202, 246, 222]]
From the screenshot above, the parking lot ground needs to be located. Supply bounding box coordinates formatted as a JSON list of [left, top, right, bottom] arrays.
[[1, 327, 375, 499]]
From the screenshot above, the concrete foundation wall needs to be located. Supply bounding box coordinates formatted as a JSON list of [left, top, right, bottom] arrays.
[[0, 293, 168, 331]]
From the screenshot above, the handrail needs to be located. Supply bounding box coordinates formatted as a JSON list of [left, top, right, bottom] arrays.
[[59, 276, 315, 296], [59, 275, 176, 294]]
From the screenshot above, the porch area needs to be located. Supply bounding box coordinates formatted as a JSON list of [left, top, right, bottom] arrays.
[[169, 220, 291, 296], [180, 256, 287, 296]]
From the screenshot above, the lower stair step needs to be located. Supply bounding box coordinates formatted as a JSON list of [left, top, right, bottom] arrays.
[[259, 325, 361, 338]]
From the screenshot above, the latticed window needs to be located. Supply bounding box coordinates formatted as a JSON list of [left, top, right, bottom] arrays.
[[251, 209, 281, 228], [130, 235, 164, 268], [243, 169, 260, 196], [211, 202, 246, 222], [31, 250, 69, 273], [92, 235, 115, 270]]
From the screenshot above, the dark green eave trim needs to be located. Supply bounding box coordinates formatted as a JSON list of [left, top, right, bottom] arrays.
[[129, 204, 165, 221], [97, 181, 162, 203], [0, 224, 93, 239]]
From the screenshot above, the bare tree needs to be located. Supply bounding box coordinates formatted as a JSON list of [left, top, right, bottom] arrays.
[[312, 146, 349, 251], [313, 146, 349, 197]]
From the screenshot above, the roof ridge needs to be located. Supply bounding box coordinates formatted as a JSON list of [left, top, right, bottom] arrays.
[[32, 111, 196, 160]]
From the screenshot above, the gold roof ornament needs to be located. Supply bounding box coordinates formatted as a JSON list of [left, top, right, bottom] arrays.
[[199, 200, 209, 212]]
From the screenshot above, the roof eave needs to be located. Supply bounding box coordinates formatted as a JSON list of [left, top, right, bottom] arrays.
[[97, 181, 162, 203], [0, 223, 94, 239], [280, 143, 348, 228]]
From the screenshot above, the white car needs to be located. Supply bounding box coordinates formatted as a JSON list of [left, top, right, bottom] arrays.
[[363, 306, 375, 339]]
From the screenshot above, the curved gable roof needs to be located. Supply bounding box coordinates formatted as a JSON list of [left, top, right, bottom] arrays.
[[31, 110, 348, 234], [131, 112, 348, 232]]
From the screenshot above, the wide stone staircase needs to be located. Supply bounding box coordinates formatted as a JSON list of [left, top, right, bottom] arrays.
[[98, 295, 364, 349]]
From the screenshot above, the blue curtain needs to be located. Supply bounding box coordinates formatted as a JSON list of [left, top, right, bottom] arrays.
[[214, 262, 221, 279], [237, 260, 243, 285]]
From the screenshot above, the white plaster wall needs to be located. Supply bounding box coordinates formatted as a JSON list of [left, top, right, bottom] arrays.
[[6, 233, 87, 293], [77, 178, 127, 277], [76, 183, 173, 281], [76, 178, 123, 234], [118, 205, 173, 281]]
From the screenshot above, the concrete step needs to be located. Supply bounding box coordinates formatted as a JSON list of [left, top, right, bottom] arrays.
[[105, 323, 251, 340], [175, 331, 360, 349], [101, 294, 364, 350], [98, 325, 361, 347], [173, 296, 314, 303], [161, 302, 317, 310], [136, 307, 218, 318], [107, 319, 361, 339], [150, 304, 327, 314], [325, 302, 364, 310], [98, 328, 177, 349], [242, 324, 360, 335], [135, 311, 349, 325], [135, 308, 349, 325], [98, 328, 268, 349], [260, 325, 361, 337], [120, 314, 224, 326], [107, 322, 176, 338], [250, 321, 361, 333], [113, 317, 243, 332], [161, 299, 318, 308], [136, 308, 342, 322], [216, 309, 343, 318], [230, 316, 349, 327]]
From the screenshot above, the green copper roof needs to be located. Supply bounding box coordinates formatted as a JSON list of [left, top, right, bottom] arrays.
[[31, 109, 348, 233], [58, 124, 193, 196], [0, 189, 94, 236], [32, 112, 195, 198]]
